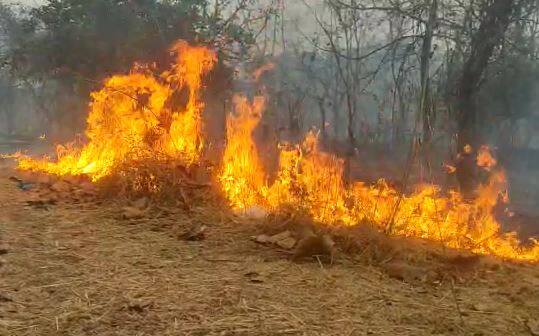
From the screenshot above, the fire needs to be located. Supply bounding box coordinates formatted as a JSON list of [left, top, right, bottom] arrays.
[[266, 132, 351, 224], [477, 145, 497, 171], [13, 40, 539, 262], [219, 96, 539, 261], [218, 95, 267, 210], [17, 41, 216, 181], [163, 41, 217, 162], [443, 163, 457, 174], [252, 63, 275, 81]]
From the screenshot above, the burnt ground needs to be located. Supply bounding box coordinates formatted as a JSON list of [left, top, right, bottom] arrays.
[[1, 163, 539, 336]]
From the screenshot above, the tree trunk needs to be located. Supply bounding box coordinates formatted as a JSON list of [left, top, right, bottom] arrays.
[[456, 0, 516, 196], [0, 81, 15, 135], [420, 0, 437, 144], [318, 98, 327, 144], [1, 107, 15, 135]]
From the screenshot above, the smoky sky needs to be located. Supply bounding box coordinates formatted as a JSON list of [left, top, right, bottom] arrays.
[[5, 0, 47, 6]]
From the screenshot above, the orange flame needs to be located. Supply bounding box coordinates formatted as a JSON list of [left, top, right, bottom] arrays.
[[163, 41, 217, 162], [252, 63, 275, 82], [13, 42, 539, 262], [477, 145, 497, 171], [218, 95, 267, 210], [219, 96, 539, 261], [443, 163, 457, 174], [17, 40, 216, 181], [266, 131, 351, 224]]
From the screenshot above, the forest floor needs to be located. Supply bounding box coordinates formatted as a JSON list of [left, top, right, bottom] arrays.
[[1, 159, 539, 336]]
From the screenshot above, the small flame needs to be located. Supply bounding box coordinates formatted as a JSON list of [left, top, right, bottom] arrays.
[[443, 163, 457, 174], [477, 145, 497, 171], [252, 63, 275, 82]]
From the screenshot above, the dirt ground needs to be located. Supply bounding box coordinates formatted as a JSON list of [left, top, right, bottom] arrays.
[[1, 165, 539, 336]]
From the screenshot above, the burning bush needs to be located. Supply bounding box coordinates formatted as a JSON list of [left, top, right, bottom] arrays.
[[17, 40, 216, 194]]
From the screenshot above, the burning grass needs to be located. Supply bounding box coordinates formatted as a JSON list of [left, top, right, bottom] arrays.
[[18, 41, 216, 181], [97, 158, 214, 207], [11, 40, 539, 263], [219, 96, 539, 262]]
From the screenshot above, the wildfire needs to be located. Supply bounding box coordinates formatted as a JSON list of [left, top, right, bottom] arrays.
[[219, 96, 539, 261], [13, 44, 539, 262], [18, 40, 216, 181]]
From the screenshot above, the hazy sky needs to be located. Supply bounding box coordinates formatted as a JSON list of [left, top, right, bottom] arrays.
[[4, 0, 322, 43], [5, 0, 46, 5]]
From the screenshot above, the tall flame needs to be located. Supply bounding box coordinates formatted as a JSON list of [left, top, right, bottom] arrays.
[[18, 41, 216, 181], [219, 96, 539, 261], [218, 96, 267, 210], [163, 41, 217, 162]]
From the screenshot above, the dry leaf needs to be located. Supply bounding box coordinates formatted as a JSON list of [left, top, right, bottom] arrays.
[[79, 182, 97, 194], [268, 231, 292, 244], [180, 225, 207, 241], [293, 234, 335, 260], [242, 206, 267, 219], [35, 173, 57, 185], [472, 303, 495, 312], [131, 197, 150, 210], [384, 261, 426, 283], [8, 176, 22, 183], [527, 320, 539, 335], [124, 301, 153, 314], [275, 237, 297, 250], [50, 181, 71, 193], [253, 234, 272, 244], [0, 294, 13, 303], [121, 206, 145, 219], [27, 199, 57, 210], [244, 271, 265, 283]]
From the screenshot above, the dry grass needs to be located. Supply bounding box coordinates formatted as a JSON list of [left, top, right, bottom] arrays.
[[97, 158, 217, 206], [1, 165, 539, 335]]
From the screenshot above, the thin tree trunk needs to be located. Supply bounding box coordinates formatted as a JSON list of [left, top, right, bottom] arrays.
[[318, 98, 327, 144], [456, 0, 516, 196], [420, 0, 437, 144]]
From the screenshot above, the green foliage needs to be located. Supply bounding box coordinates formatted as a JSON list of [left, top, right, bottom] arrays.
[[0, 0, 255, 134], [7, 0, 197, 80], [2, 0, 253, 85]]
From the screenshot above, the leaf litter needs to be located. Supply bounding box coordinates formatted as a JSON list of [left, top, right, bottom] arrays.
[[1, 169, 538, 335]]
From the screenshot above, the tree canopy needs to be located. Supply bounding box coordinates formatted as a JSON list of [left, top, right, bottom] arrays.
[[1, 0, 254, 85]]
